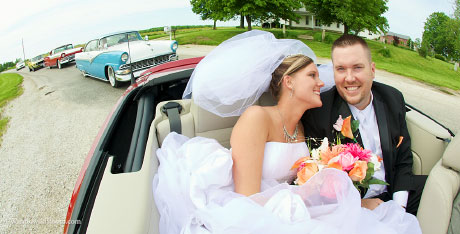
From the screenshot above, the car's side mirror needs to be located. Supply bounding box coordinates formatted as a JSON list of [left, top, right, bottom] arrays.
[[145, 35, 149, 41]]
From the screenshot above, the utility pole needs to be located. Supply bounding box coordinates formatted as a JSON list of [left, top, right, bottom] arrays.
[[22, 38, 26, 62]]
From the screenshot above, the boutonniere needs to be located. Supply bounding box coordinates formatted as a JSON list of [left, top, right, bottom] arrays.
[[333, 115, 359, 144], [396, 136, 404, 148]]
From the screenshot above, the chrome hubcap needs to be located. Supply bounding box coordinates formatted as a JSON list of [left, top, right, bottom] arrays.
[[108, 67, 115, 86]]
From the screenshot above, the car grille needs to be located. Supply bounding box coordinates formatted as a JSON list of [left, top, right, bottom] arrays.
[[120, 53, 176, 71]]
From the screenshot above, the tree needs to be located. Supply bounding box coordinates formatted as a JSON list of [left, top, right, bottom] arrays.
[[190, 0, 303, 31], [407, 38, 414, 50], [414, 38, 421, 50], [455, 0, 460, 20], [302, 0, 389, 35], [190, 0, 231, 30], [444, 17, 460, 61], [226, 0, 303, 31], [392, 36, 400, 47], [0, 61, 15, 73], [422, 12, 454, 58]]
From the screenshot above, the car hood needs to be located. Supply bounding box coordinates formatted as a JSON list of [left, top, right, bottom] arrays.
[[62, 47, 82, 55], [107, 40, 175, 62], [50, 47, 82, 58], [31, 58, 44, 63]]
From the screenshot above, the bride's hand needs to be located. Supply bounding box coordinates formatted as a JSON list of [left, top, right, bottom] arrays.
[[361, 198, 383, 210]]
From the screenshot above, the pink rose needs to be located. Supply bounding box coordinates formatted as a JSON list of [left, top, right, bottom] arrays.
[[344, 143, 372, 162], [338, 152, 358, 171], [333, 115, 344, 132]]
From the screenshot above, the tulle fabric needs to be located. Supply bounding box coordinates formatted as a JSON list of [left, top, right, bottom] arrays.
[[182, 30, 317, 117], [153, 133, 421, 234], [318, 62, 335, 93]]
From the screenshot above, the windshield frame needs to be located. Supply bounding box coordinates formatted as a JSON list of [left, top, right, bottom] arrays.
[[54, 44, 73, 54], [99, 31, 142, 48]]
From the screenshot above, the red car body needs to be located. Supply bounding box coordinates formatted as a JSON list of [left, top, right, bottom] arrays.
[[63, 57, 203, 234], [44, 44, 83, 69], [62, 56, 457, 234]]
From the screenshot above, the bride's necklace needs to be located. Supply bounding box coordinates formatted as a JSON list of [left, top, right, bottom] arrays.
[[276, 106, 299, 143]]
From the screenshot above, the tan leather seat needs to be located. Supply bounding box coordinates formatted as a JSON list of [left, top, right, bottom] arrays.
[[151, 95, 457, 234], [406, 109, 451, 175], [154, 93, 275, 149], [417, 135, 460, 234]]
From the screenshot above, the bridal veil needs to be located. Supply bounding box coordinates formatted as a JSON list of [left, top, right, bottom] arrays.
[[183, 30, 317, 117]]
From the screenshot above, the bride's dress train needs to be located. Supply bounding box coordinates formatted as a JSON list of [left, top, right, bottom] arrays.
[[153, 133, 421, 234]]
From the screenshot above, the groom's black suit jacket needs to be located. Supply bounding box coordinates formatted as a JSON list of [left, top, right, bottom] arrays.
[[302, 81, 415, 195]]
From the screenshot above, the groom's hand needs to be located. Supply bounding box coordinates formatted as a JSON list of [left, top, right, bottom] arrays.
[[361, 198, 383, 210]]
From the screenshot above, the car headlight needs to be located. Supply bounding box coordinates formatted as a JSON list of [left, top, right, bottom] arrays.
[[171, 42, 178, 52], [121, 53, 129, 62]]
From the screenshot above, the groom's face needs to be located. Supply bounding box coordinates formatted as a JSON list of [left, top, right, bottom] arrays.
[[332, 44, 375, 110]]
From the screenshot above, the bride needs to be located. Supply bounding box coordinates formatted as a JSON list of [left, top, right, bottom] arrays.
[[153, 30, 421, 234]]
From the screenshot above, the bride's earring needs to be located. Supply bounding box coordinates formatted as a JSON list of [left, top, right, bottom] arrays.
[[290, 86, 294, 98]]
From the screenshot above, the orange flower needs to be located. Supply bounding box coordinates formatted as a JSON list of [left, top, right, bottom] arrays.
[[327, 161, 343, 171], [296, 162, 319, 185], [291, 156, 310, 170], [348, 161, 368, 182], [341, 115, 354, 139], [320, 145, 345, 164]]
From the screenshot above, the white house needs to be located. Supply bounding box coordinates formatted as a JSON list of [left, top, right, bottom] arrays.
[[292, 8, 344, 33], [288, 8, 381, 40]]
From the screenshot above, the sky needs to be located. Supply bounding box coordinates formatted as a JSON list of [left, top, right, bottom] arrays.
[[0, 0, 456, 64]]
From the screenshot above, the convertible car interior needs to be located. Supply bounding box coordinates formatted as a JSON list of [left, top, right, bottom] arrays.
[[65, 60, 458, 234]]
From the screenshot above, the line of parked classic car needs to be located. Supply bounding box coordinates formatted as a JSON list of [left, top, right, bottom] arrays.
[[26, 54, 44, 72], [22, 30, 179, 88], [44, 44, 83, 69], [75, 30, 178, 87]]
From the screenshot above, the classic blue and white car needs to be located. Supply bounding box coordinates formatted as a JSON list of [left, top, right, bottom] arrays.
[[75, 30, 179, 87]]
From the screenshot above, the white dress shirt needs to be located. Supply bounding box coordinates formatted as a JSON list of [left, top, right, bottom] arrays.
[[348, 93, 408, 208]]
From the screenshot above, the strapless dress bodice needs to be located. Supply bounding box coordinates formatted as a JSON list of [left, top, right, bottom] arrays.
[[261, 142, 309, 183]]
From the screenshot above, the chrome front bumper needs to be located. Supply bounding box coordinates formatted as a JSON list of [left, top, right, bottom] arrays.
[[61, 54, 76, 64], [115, 54, 179, 82]]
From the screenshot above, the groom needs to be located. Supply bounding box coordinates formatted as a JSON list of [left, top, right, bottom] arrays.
[[302, 34, 426, 215]]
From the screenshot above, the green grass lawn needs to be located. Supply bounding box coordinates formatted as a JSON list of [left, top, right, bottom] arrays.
[[368, 41, 460, 91], [145, 26, 460, 91], [0, 73, 23, 142]]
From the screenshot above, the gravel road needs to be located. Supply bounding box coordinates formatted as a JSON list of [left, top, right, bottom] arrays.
[[0, 45, 459, 234], [0, 64, 126, 234]]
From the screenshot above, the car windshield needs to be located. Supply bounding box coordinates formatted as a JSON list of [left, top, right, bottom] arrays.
[[54, 44, 73, 53], [101, 32, 142, 47], [31, 55, 43, 62]]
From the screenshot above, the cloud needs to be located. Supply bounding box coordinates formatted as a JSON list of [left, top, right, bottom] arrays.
[[384, 0, 454, 40], [1, 0, 456, 63], [0, 0, 191, 63]]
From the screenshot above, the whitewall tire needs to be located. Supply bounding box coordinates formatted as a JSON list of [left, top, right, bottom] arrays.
[[107, 66, 120, 88]]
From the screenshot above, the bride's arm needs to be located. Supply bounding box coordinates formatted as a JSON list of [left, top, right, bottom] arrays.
[[231, 106, 270, 196]]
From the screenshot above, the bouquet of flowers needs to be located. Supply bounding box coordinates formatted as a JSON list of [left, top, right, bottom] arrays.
[[291, 115, 388, 192]]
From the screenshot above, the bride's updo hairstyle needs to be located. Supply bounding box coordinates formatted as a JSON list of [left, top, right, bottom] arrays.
[[270, 54, 314, 100]]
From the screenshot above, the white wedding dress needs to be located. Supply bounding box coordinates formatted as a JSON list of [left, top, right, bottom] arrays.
[[153, 133, 421, 234]]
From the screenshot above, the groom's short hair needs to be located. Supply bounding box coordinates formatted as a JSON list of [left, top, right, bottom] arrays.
[[331, 34, 372, 62]]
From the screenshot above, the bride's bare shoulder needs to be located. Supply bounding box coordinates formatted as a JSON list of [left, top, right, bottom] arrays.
[[232, 105, 272, 145], [238, 105, 272, 123]]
